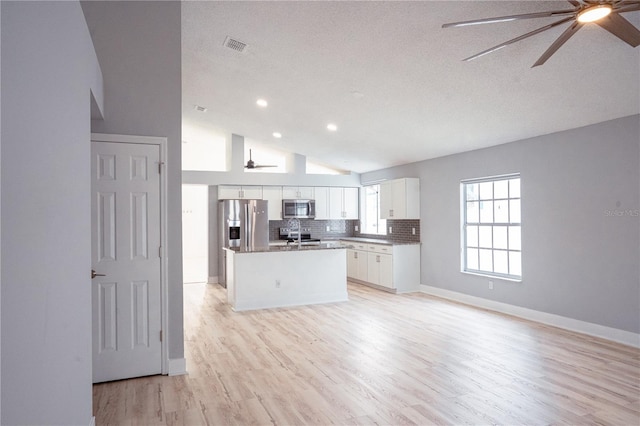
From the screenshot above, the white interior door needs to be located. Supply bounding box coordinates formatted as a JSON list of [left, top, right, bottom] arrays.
[[182, 184, 208, 283], [91, 141, 162, 383]]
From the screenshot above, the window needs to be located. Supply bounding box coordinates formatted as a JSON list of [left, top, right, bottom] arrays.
[[462, 175, 521, 280], [361, 185, 387, 235]]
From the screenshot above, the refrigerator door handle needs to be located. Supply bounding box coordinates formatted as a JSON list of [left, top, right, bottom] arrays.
[[244, 202, 250, 249]]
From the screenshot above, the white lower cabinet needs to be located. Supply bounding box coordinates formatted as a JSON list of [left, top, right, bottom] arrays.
[[347, 249, 357, 277], [344, 241, 420, 293], [367, 252, 393, 289], [356, 251, 368, 281], [347, 247, 368, 282]]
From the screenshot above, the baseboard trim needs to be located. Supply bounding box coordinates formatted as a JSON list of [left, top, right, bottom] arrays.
[[168, 358, 187, 376], [348, 278, 396, 293], [89, 416, 96, 426], [208, 276, 218, 284], [420, 285, 640, 348]]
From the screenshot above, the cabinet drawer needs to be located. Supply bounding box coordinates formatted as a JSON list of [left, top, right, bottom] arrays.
[[368, 244, 392, 254]]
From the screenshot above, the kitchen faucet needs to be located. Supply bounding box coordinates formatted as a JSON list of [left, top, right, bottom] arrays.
[[286, 218, 302, 248]]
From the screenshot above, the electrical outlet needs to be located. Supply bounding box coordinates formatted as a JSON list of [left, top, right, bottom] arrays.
[[326, 225, 331, 232], [276, 280, 281, 288], [355, 225, 359, 232], [389, 226, 393, 234], [412, 228, 416, 235], [488, 281, 494, 290]]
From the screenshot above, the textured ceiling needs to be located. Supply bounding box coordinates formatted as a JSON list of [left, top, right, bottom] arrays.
[[182, 1, 640, 174]]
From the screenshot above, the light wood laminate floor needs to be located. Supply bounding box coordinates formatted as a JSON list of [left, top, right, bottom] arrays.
[[93, 282, 640, 425]]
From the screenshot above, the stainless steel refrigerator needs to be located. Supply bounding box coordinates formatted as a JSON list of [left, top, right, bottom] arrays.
[[218, 199, 269, 287]]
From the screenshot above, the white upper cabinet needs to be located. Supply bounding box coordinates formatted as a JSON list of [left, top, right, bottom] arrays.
[[380, 178, 420, 219], [329, 187, 359, 220], [314, 187, 330, 220], [343, 187, 359, 219], [282, 186, 314, 199], [262, 186, 283, 220], [218, 185, 263, 200], [328, 187, 344, 219], [217, 185, 359, 220]]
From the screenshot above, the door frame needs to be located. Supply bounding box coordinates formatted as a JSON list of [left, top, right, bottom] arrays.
[[91, 132, 169, 375]]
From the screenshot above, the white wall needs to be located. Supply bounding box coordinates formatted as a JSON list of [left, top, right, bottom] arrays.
[[0, 1, 3, 420], [81, 0, 184, 365], [182, 134, 361, 187], [1, 1, 103, 424], [362, 115, 640, 335], [182, 185, 208, 283]]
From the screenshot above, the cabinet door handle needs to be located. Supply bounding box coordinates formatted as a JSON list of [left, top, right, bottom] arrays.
[[376, 255, 380, 262]]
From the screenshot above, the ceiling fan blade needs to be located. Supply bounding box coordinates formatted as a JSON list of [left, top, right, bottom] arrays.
[[616, 0, 640, 6], [616, 4, 640, 12], [463, 16, 574, 62], [253, 165, 277, 169], [442, 9, 577, 28], [532, 21, 583, 67], [597, 12, 640, 47]]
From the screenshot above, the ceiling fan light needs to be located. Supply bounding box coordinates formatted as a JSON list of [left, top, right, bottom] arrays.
[[577, 5, 612, 23]]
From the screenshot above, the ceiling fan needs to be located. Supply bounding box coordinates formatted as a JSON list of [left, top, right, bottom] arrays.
[[443, 0, 640, 67], [244, 149, 277, 169]]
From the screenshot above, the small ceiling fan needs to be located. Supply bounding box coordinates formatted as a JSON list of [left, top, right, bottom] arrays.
[[443, 0, 640, 67], [244, 149, 277, 169]]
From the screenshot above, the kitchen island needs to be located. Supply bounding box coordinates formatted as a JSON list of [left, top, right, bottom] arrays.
[[224, 244, 347, 311]]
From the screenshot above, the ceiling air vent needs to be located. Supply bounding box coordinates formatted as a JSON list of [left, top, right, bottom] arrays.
[[223, 36, 248, 53]]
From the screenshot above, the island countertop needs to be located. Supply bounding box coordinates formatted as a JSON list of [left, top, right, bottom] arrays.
[[227, 242, 345, 253], [338, 237, 421, 246]]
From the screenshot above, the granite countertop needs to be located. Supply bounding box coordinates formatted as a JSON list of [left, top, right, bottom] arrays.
[[339, 237, 421, 246], [226, 243, 345, 253]]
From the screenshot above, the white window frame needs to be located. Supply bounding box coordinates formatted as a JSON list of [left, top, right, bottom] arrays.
[[361, 184, 387, 236], [461, 174, 522, 281]]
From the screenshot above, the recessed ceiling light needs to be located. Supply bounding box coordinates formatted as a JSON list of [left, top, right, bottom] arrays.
[[327, 123, 338, 132], [256, 99, 268, 107], [272, 132, 282, 138], [577, 5, 612, 23], [194, 105, 208, 112]]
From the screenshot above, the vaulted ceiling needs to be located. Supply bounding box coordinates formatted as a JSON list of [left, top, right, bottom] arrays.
[[182, 1, 640, 173]]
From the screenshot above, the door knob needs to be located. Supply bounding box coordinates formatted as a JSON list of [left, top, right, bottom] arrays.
[[91, 269, 106, 279]]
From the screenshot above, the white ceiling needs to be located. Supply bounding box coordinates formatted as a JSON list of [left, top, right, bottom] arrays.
[[181, 1, 640, 174]]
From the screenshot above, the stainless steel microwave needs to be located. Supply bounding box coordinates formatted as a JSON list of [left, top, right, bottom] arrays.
[[282, 199, 316, 219]]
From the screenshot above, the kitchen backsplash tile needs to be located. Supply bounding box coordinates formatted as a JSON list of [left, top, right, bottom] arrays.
[[269, 219, 357, 241], [269, 218, 420, 243], [355, 219, 421, 243]]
